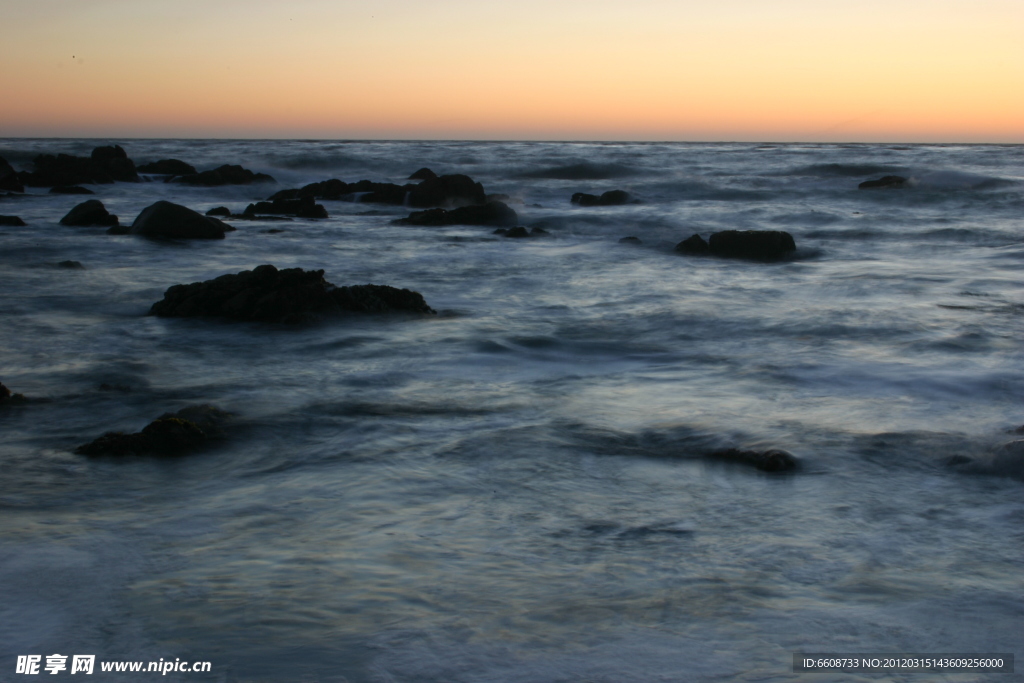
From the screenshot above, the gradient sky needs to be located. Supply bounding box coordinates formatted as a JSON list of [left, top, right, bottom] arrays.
[[1, 0, 1022, 141]]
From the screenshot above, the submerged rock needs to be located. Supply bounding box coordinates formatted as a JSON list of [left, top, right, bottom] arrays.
[[706, 448, 799, 472], [859, 175, 908, 189], [493, 226, 549, 238], [60, 199, 119, 227], [150, 264, 436, 323], [0, 215, 26, 226], [137, 159, 198, 176], [175, 164, 275, 186], [571, 189, 633, 206], [75, 405, 232, 457], [676, 230, 796, 261], [0, 381, 28, 405], [49, 185, 94, 195], [243, 195, 328, 219], [674, 234, 709, 254], [397, 201, 518, 227], [130, 200, 230, 239], [57, 260, 85, 269]]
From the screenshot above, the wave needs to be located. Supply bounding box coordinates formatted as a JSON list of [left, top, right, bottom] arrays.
[[784, 163, 910, 178], [516, 162, 636, 180], [910, 170, 1018, 191]]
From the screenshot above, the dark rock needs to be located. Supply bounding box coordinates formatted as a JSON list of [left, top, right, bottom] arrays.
[[75, 404, 231, 457], [175, 164, 275, 186], [137, 159, 198, 176], [268, 172, 489, 209], [243, 195, 328, 219], [262, 229, 286, 234], [206, 206, 231, 217], [0, 215, 26, 226], [707, 230, 796, 261], [530, 227, 549, 235], [20, 145, 138, 187], [706, 448, 799, 472], [0, 156, 25, 193], [571, 189, 632, 206], [50, 185, 95, 195], [487, 193, 510, 202], [106, 225, 131, 235], [57, 260, 85, 269], [619, 236, 642, 244], [409, 167, 437, 180], [150, 264, 436, 323], [674, 233, 709, 254], [397, 201, 517, 227], [130, 201, 228, 239], [502, 226, 531, 238], [60, 200, 119, 227], [859, 175, 908, 189], [407, 174, 486, 208], [0, 381, 28, 405]]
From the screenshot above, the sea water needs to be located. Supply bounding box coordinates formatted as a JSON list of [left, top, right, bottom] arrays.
[[1, 140, 1022, 682]]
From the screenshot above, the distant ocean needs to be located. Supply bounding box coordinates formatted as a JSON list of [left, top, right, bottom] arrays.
[[2, 139, 1022, 682]]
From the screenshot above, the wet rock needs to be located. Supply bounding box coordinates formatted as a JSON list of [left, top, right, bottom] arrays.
[[493, 226, 549, 238], [397, 201, 518, 227], [619, 236, 642, 244], [0, 381, 28, 405], [706, 448, 799, 472], [0, 156, 23, 193], [243, 195, 328, 219], [407, 174, 486, 208], [859, 175, 908, 189], [708, 230, 796, 261], [409, 167, 437, 180], [137, 159, 198, 176], [571, 189, 632, 206], [49, 185, 94, 195], [60, 199, 119, 227], [130, 200, 229, 239], [57, 260, 85, 269], [175, 164, 275, 186], [205, 206, 231, 217], [150, 264, 436, 323], [75, 404, 232, 457], [674, 234, 709, 254], [19, 145, 138, 186], [0, 215, 26, 226]]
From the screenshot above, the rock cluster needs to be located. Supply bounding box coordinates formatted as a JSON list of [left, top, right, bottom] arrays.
[[137, 159, 198, 176], [571, 190, 632, 206], [675, 230, 796, 261], [175, 164, 275, 186], [19, 145, 138, 187], [268, 169, 487, 209], [75, 405, 231, 456], [243, 195, 328, 219], [150, 264, 436, 323]]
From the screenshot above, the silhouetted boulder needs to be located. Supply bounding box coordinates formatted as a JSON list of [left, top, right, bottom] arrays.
[[397, 201, 517, 227], [708, 230, 795, 260], [571, 189, 632, 206], [137, 159, 198, 175], [49, 185, 94, 195], [0, 156, 23, 193], [619, 236, 642, 244], [244, 195, 328, 219], [706, 448, 799, 472], [409, 167, 438, 180], [19, 145, 138, 186], [674, 234, 709, 254], [0, 215, 26, 226], [57, 260, 85, 269], [150, 265, 436, 323], [60, 200, 119, 227], [175, 164, 275, 186], [130, 201, 229, 239], [859, 175, 908, 189], [205, 206, 231, 217], [407, 174, 486, 208], [75, 405, 232, 457]]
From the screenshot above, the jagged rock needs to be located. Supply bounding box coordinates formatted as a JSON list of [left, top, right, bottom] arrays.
[[75, 405, 232, 456], [674, 234, 709, 254], [243, 195, 328, 219], [57, 260, 85, 269], [708, 230, 795, 260], [130, 200, 229, 239], [409, 167, 437, 180], [268, 172, 489, 209], [175, 164, 275, 186], [571, 189, 632, 206], [397, 201, 517, 227], [205, 206, 231, 217], [0, 156, 25, 193], [137, 159, 197, 175], [19, 145, 138, 186], [0, 381, 28, 405], [60, 200, 119, 227], [407, 174, 486, 207], [150, 264, 436, 323], [706, 448, 799, 472], [0, 215, 26, 226], [49, 185, 94, 195], [859, 175, 908, 189]]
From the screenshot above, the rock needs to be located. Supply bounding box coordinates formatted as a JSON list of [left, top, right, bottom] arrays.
[[859, 175, 908, 189], [706, 448, 799, 472], [0, 215, 26, 226], [0, 156, 25, 193], [49, 185, 94, 195], [571, 189, 632, 206], [0, 381, 28, 405], [175, 164, 275, 186], [150, 264, 436, 323], [19, 145, 138, 186], [137, 159, 198, 175], [243, 195, 328, 219], [60, 200, 119, 227], [494, 226, 548, 238], [205, 206, 231, 217], [407, 174, 486, 208], [674, 233, 709, 254], [57, 260, 85, 269], [707, 230, 796, 261], [106, 225, 131, 235], [409, 167, 437, 180], [397, 201, 518, 227], [619, 236, 642, 244], [75, 404, 231, 456], [130, 200, 228, 239]]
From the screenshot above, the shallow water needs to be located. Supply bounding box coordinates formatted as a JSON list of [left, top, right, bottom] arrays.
[[1, 140, 1023, 682]]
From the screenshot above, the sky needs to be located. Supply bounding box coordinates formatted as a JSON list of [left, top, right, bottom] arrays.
[[1, 0, 1022, 142]]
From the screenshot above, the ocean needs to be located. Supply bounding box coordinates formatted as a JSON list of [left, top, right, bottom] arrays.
[[1, 139, 1022, 682]]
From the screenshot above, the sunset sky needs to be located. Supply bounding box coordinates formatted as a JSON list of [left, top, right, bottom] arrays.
[[1, 0, 1022, 141]]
